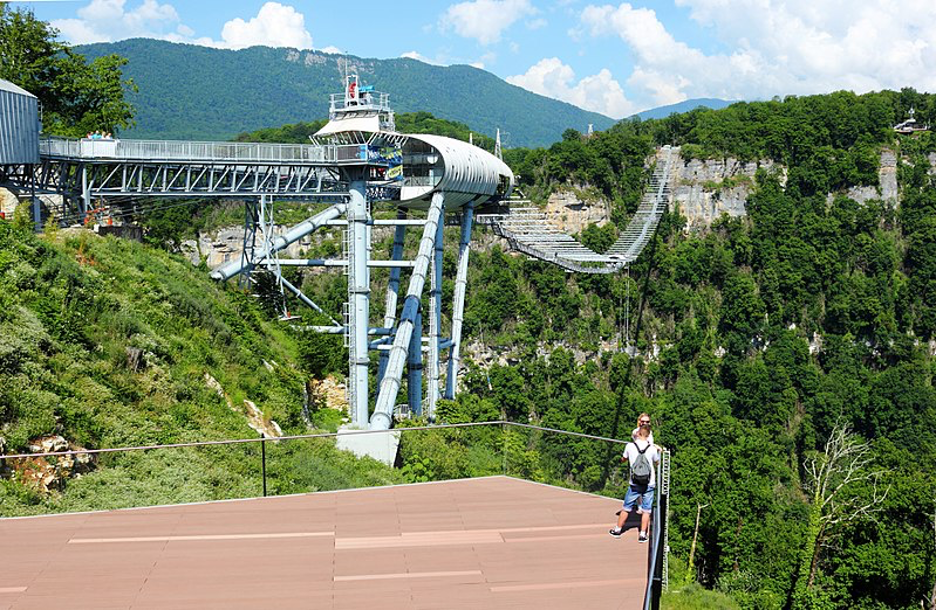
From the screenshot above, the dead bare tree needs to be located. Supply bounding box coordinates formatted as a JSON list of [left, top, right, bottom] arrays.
[[929, 508, 935, 610], [795, 423, 890, 604], [686, 502, 709, 584]]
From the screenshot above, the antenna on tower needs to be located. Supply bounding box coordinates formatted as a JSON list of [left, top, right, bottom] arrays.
[[495, 128, 502, 160]]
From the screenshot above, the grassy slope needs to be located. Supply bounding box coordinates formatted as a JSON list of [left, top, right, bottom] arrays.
[[0, 222, 400, 516]]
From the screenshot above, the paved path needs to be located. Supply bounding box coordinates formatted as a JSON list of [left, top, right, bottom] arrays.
[[0, 476, 648, 609]]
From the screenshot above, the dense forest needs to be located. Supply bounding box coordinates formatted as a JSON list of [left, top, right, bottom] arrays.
[[2, 7, 936, 608]]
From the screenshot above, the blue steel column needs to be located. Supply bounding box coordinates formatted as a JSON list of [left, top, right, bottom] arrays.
[[348, 179, 370, 427], [371, 192, 444, 430], [445, 201, 474, 399], [377, 211, 407, 386], [427, 197, 446, 420], [407, 311, 423, 417]]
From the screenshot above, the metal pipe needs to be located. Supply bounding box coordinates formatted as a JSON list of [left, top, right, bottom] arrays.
[[278, 276, 339, 326], [300, 326, 392, 335], [371, 192, 444, 430], [323, 219, 426, 226], [427, 196, 446, 419], [378, 213, 407, 385], [445, 201, 474, 399], [408, 310, 423, 417], [211, 202, 347, 280], [275, 259, 415, 268]]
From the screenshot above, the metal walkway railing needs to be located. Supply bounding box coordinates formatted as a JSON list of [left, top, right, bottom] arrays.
[[38, 136, 364, 165], [478, 145, 679, 274]]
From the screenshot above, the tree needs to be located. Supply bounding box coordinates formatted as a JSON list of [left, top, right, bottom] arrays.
[[0, 5, 135, 135], [792, 423, 889, 608], [930, 508, 936, 610]]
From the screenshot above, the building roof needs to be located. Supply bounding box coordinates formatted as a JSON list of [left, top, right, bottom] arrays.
[[0, 78, 36, 98]]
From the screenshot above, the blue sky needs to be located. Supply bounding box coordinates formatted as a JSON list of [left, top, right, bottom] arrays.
[[12, 0, 936, 119]]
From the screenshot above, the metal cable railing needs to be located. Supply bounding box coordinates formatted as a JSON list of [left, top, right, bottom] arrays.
[[0, 420, 670, 604], [37, 136, 371, 165]]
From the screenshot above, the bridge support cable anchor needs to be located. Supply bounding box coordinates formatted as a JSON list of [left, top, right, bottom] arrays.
[[445, 199, 475, 400], [378, 210, 408, 387], [427, 196, 446, 420], [371, 192, 444, 431]]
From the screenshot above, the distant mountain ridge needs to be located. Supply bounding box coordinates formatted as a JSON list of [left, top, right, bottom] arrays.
[[631, 98, 734, 120], [76, 39, 617, 148]]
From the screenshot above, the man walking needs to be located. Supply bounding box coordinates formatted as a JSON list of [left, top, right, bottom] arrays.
[[610, 420, 660, 542]]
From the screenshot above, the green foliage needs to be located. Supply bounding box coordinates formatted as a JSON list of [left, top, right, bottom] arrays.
[[0, 5, 135, 135], [0, 226, 398, 515]]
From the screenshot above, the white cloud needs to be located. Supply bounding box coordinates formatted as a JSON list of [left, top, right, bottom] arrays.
[[577, 1, 936, 111], [220, 3, 312, 50], [52, 0, 183, 44], [319, 46, 344, 55], [401, 51, 444, 66], [52, 1, 313, 51], [440, 0, 536, 45], [507, 57, 635, 118]]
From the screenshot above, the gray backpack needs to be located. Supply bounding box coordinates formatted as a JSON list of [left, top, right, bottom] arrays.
[[630, 442, 652, 486]]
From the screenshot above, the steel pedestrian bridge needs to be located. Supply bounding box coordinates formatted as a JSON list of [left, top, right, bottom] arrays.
[[0, 76, 675, 450]]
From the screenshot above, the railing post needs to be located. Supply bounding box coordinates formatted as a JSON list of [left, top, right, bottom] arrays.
[[260, 433, 267, 497], [502, 421, 506, 475]]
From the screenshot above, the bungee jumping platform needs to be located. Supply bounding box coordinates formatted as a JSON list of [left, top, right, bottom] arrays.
[[0, 477, 649, 609]]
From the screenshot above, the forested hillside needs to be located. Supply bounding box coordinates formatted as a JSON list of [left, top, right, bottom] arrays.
[[75, 38, 615, 147], [454, 89, 936, 609]]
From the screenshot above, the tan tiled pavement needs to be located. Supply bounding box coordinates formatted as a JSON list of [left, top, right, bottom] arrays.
[[0, 476, 649, 609]]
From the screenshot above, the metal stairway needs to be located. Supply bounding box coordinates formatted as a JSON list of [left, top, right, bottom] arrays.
[[479, 145, 679, 274]]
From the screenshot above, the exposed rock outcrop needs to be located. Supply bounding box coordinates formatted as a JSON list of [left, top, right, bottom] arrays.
[[307, 376, 349, 414], [1, 435, 95, 494], [204, 373, 283, 438], [543, 187, 610, 234], [673, 157, 784, 230]]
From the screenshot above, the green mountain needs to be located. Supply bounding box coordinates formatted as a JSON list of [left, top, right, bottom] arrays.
[[631, 97, 733, 120], [76, 39, 616, 148]]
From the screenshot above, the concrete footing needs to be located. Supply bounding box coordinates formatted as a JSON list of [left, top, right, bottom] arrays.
[[335, 427, 401, 466]]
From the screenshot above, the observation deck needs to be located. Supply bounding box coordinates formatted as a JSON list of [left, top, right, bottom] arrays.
[[0, 477, 648, 609]]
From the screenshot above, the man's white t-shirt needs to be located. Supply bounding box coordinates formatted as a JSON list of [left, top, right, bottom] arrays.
[[623, 439, 660, 487]]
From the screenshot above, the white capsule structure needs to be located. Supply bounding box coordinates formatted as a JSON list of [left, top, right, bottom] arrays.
[[398, 134, 514, 209]]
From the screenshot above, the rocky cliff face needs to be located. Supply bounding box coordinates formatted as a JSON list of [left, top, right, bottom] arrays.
[[543, 187, 611, 234], [673, 158, 784, 230], [673, 150, 900, 230]]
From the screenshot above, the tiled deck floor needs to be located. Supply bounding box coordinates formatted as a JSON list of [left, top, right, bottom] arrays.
[[0, 476, 649, 609]]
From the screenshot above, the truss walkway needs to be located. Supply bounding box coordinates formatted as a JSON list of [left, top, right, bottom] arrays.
[[479, 145, 679, 274]]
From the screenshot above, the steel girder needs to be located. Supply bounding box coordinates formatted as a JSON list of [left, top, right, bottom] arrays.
[[29, 158, 349, 198]]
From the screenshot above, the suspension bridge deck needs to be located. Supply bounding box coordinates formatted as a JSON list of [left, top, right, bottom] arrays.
[[0, 477, 648, 609]]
